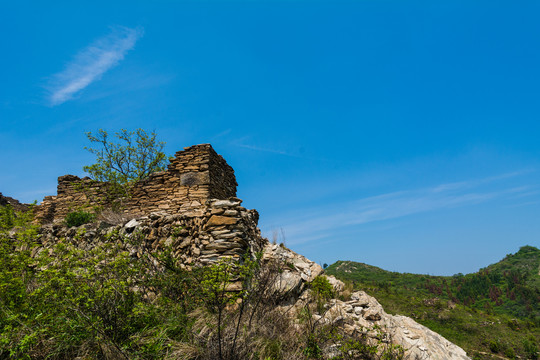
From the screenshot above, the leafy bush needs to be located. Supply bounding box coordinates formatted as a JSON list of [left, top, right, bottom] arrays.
[[0, 205, 15, 230], [0, 226, 195, 359], [311, 276, 334, 301], [488, 340, 500, 353], [504, 346, 516, 359], [64, 210, 95, 227], [523, 337, 539, 360], [303, 334, 322, 359]]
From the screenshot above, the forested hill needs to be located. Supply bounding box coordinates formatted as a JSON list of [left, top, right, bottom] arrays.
[[326, 246, 539, 359], [327, 245, 539, 319], [483, 245, 540, 292]]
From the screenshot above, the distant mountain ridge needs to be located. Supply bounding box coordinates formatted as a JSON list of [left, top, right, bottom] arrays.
[[328, 245, 539, 318]]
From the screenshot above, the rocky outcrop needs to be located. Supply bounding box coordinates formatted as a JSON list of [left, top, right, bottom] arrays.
[[319, 290, 470, 359], [262, 243, 325, 300], [263, 243, 471, 360]]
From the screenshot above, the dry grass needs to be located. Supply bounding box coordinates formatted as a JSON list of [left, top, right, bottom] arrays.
[[96, 209, 134, 225]]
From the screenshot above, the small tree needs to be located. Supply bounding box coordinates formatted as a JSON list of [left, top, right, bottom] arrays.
[[83, 129, 167, 198]]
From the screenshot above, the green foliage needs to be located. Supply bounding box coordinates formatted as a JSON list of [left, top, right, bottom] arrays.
[[310, 276, 334, 301], [523, 337, 539, 360], [489, 340, 501, 353], [0, 215, 196, 359], [303, 334, 322, 359], [0, 209, 412, 360], [504, 346, 516, 359], [195, 255, 261, 360], [171, 225, 185, 238], [0, 205, 15, 231], [0, 204, 34, 232], [310, 275, 334, 314], [334, 337, 378, 359], [64, 210, 96, 227], [83, 128, 168, 198], [380, 344, 405, 360]]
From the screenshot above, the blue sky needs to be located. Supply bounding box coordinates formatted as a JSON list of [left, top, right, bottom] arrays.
[[1, 1, 539, 275]]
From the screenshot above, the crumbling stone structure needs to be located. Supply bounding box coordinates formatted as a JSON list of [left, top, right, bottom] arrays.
[[35, 144, 237, 223], [0, 192, 28, 212], [36, 198, 264, 268]]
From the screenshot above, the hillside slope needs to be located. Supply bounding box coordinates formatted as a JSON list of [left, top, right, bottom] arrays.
[[1, 199, 473, 359], [326, 246, 540, 359]]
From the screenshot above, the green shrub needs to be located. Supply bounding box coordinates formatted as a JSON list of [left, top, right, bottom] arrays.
[[523, 337, 539, 360], [0, 204, 34, 231], [311, 276, 334, 301], [505, 346, 516, 359], [338, 337, 378, 359], [303, 334, 322, 359], [310, 275, 334, 314], [0, 205, 16, 230], [489, 340, 501, 353], [64, 210, 95, 227]]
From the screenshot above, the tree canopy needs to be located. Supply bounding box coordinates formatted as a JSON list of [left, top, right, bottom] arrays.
[[83, 128, 168, 197]]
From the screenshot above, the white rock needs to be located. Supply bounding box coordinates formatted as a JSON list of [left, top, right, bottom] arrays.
[[124, 219, 140, 229], [212, 199, 241, 208]]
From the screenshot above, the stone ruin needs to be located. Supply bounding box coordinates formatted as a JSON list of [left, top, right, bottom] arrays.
[[33, 144, 266, 267], [34, 144, 237, 223]]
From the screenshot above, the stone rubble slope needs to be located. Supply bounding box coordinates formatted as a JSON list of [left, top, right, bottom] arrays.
[[33, 199, 265, 270], [321, 291, 470, 360]]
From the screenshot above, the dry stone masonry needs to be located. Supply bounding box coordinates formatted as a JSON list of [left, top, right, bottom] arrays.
[[35, 199, 265, 270], [34, 144, 237, 223]]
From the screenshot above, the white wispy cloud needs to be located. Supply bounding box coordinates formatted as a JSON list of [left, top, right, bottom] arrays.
[[233, 139, 347, 163], [46, 26, 143, 106], [236, 143, 293, 156], [264, 171, 536, 245]]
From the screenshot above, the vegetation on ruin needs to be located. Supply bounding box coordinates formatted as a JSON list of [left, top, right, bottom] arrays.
[[64, 209, 96, 227], [83, 128, 168, 199], [0, 205, 405, 360], [326, 248, 540, 360]]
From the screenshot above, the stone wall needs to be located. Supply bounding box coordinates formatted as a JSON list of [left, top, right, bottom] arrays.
[[35, 198, 265, 268], [34, 144, 237, 223]]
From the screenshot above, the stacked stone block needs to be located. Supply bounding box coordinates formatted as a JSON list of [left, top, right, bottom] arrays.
[[34, 175, 111, 223], [34, 198, 265, 269]]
